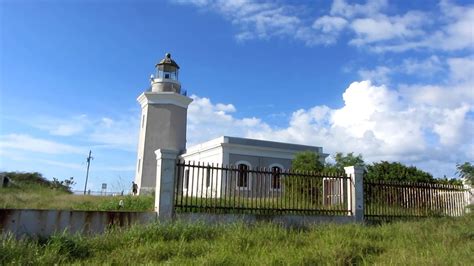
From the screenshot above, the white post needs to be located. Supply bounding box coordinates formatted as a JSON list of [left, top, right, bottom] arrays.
[[155, 149, 179, 221], [463, 179, 473, 214], [344, 166, 365, 223]]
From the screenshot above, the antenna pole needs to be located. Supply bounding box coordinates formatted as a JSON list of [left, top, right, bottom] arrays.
[[83, 150, 93, 195]]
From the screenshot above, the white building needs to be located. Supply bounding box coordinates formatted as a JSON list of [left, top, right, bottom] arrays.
[[134, 54, 328, 195]]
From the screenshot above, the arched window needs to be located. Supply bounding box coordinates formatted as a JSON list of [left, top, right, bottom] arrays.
[[271, 166, 282, 190], [236, 162, 250, 189]]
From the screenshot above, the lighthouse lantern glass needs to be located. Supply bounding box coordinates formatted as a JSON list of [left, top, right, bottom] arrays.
[[157, 65, 179, 81]]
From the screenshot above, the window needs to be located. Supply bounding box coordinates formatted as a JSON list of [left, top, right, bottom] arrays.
[[237, 163, 249, 188], [184, 169, 189, 189], [271, 166, 281, 190]]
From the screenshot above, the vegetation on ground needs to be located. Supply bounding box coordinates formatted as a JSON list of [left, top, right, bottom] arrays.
[[1, 172, 75, 193], [2, 212, 473, 265], [0, 172, 153, 211]]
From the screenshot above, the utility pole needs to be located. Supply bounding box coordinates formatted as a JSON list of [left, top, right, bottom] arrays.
[[83, 150, 93, 195]]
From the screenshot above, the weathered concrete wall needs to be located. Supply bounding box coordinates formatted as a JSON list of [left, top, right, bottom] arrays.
[[1, 208, 359, 238], [0, 209, 156, 238], [175, 213, 354, 228]]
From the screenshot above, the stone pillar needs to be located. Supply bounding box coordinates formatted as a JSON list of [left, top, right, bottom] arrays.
[[344, 166, 365, 223], [155, 149, 179, 221]]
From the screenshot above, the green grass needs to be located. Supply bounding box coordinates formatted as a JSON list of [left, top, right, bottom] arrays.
[[2, 213, 473, 265], [0, 171, 155, 211], [0, 185, 154, 211]]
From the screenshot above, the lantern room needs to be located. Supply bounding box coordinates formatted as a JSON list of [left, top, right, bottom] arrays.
[[156, 53, 179, 80], [151, 53, 182, 93]]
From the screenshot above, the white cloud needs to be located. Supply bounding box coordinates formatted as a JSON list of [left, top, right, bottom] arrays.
[[171, 0, 332, 46], [313, 16, 347, 33], [215, 103, 236, 113], [0, 134, 86, 154], [399, 56, 474, 108], [23, 113, 140, 152], [37, 159, 83, 170], [349, 11, 426, 46], [35, 115, 89, 136], [447, 56, 474, 82], [183, 80, 473, 177], [312, 16, 348, 44], [173, 0, 302, 41], [172, 0, 473, 53], [437, 0, 474, 51], [87, 115, 139, 152], [186, 95, 270, 145], [361, 1, 474, 53], [357, 55, 464, 87], [358, 66, 391, 85], [330, 0, 388, 18], [401, 56, 443, 76], [433, 104, 472, 146]]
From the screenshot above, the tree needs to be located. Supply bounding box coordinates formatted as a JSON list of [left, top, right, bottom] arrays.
[[50, 177, 76, 192], [287, 151, 324, 205], [436, 175, 463, 186], [323, 152, 365, 173], [365, 161, 434, 182], [291, 151, 324, 172], [456, 162, 474, 185], [1, 172, 76, 193]]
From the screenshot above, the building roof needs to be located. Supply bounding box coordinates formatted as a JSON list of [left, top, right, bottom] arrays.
[[223, 136, 323, 153], [183, 136, 328, 158], [155, 53, 180, 69]]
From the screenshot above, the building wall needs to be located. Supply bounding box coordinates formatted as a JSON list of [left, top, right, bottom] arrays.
[[228, 154, 291, 169], [178, 136, 328, 199], [135, 103, 188, 194], [225, 154, 286, 198], [179, 145, 224, 198]]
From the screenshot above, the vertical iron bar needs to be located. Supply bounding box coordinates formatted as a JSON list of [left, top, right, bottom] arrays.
[[179, 161, 184, 210], [189, 161, 195, 212], [211, 163, 215, 211], [222, 164, 225, 212]]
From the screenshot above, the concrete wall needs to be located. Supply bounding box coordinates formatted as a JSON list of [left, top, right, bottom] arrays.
[[0, 209, 156, 238]]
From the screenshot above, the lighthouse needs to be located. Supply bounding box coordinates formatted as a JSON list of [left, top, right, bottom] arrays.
[[134, 53, 192, 194]]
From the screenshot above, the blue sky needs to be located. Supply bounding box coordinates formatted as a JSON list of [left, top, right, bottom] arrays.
[[1, 0, 473, 192]]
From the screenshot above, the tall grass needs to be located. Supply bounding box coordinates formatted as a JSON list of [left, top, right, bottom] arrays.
[[2, 213, 473, 264], [0, 186, 154, 211]]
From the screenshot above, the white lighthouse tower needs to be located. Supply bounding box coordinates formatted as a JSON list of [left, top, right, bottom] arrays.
[[135, 53, 192, 194]]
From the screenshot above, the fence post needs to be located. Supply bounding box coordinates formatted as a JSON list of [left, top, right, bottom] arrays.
[[344, 166, 365, 223], [155, 149, 179, 221], [463, 179, 473, 214]]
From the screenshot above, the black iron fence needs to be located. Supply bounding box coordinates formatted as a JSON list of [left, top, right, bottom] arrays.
[[364, 180, 468, 222], [174, 161, 351, 215]]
